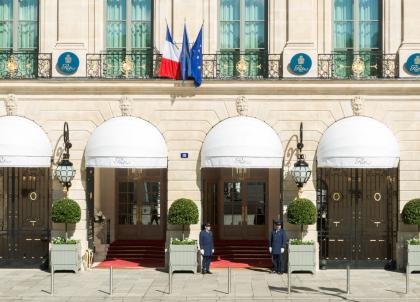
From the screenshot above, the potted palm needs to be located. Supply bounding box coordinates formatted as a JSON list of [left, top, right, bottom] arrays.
[[287, 198, 317, 273], [50, 197, 82, 272], [402, 198, 420, 273], [168, 198, 199, 273]]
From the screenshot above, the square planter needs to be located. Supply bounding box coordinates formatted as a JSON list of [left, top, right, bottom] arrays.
[[169, 244, 198, 273], [407, 244, 420, 273], [50, 242, 81, 273], [288, 243, 316, 274]]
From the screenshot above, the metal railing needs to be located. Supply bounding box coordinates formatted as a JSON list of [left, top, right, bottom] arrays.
[[318, 52, 398, 79], [0, 51, 52, 79]]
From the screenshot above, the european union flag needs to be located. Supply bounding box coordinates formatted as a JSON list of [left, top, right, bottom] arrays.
[[191, 26, 203, 87], [180, 24, 191, 81]]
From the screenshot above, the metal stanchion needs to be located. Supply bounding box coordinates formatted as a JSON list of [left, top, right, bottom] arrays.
[[227, 266, 231, 294], [109, 266, 113, 296], [406, 265, 410, 294], [50, 265, 54, 296], [288, 264, 291, 295], [169, 265, 172, 294], [346, 264, 350, 295]]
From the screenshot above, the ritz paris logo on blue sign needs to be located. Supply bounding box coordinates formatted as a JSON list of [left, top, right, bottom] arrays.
[[57, 52, 79, 75], [290, 53, 312, 75], [405, 53, 420, 75]]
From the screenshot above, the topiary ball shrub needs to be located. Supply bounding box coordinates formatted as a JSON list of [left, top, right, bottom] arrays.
[[168, 198, 199, 240], [52, 198, 81, 241], [287, 198, 317, 240], [402, 198, 420, 236]]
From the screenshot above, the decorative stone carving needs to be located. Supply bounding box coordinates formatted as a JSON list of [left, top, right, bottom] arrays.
[[119, 96, 132, 116], [351, 96, 363, 116], [4, 94, 17, 116], [236, 96, 248, 116]]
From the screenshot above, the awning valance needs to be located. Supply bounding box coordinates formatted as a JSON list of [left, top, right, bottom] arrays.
[[201, 116, 283, 168], [0, 116, 52, 167], [85, 116, 167, 168], [317, 116, 399, 169]]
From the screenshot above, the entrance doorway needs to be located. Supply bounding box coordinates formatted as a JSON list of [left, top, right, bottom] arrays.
[[203, 168, 269, 240], [317, 168, 398, 268], [0, 168, 50, 266], [115, 168, 167, 240]]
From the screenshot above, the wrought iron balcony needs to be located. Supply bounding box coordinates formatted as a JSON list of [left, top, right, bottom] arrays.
[[86, 51, 283, 80], [318, 52, 398, 79], [0, 51, 52, 79]]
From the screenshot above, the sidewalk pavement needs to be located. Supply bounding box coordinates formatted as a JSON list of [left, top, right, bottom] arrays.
[[0, 267, 419, 301]]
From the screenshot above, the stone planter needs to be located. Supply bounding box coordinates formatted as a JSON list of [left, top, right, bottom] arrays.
[[407, 244, 420, 273], [50, 242, 81, 273], [169, 244, 198, 273], [288, 243, 316, 274]]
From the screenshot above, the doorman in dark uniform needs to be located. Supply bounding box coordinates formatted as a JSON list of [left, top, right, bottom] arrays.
[[269, 220, 287, 274], [199, 222, 214, 274]]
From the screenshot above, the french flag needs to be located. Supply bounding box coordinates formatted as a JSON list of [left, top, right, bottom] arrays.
[[159, 25, 180, 79]]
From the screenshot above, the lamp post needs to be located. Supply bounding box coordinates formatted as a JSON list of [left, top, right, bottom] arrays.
[[290, 122, 312, 197], [55, 122, 76, 195]]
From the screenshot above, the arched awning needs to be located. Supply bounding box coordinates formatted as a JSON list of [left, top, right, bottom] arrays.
[[317, 116, 400, 169], [0, 116, 52, 167], [85, 116, 167, 168], [201, 116, 283, 168]]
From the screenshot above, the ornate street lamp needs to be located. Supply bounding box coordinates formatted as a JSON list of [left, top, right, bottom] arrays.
[[55, 122, 76, 194], [290, 122, 312, 196]]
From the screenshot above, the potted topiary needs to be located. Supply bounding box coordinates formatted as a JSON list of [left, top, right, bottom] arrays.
[[287, 198, 317, 273], [50, 197, 82, 272], [168, 198, 199, 273], [402, 198, 420, 273]]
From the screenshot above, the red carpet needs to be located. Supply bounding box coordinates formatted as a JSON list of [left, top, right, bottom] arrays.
[[96, 240, 165, 268], [211, 240, 272, 268]]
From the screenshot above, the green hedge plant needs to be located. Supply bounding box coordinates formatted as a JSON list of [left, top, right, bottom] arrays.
[[52, 198, 81, 242], [287, 198, 317, 241], [168, 198, 199, 240], [402, 198, 420, 241]]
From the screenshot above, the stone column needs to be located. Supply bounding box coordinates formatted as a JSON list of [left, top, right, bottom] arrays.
[[282, 0, 317, 77], [399, 0, 420, 77]]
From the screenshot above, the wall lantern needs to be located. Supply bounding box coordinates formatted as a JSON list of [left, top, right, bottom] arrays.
[[55, 122, 76, 194]]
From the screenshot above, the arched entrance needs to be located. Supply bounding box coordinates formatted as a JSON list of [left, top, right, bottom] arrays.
[[316, 116, 399, 268]]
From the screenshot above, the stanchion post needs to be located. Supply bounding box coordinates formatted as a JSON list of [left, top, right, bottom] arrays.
[[406, 265, 409, 294], [169, 265, 172, 294], [288, 264, 291, 295], [346, 263, 350, 295], [50, 265, 54, 296], [109, 266, 113, 296], [228, 266, 231, 294]]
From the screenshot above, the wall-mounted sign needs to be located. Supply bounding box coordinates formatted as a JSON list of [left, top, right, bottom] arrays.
[[405, 53, 420, 75], [57, 52, 79, 75], [290, 53, 312, 75], [180, 153, 189, 159]]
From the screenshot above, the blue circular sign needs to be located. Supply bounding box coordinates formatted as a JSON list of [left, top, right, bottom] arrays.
[[290, 53, 312, 75], [405, 53, 420, 75], [57, 52, 79, 75]]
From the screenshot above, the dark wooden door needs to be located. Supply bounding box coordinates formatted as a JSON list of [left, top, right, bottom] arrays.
[[317, 168, 397, 268], [0, 168, 50, 265]]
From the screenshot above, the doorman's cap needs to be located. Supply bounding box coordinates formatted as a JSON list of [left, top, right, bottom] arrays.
[[274, 220, 283, 225]]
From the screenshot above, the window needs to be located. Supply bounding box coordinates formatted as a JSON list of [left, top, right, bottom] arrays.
[[0, 0, 38, 77], [219, 0, 267, 78], [105, 0, 153, 77], [333, 0, 381, 77]]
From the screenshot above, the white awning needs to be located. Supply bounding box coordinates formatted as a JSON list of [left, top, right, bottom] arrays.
[[201, 116, 283, 168], [0, 116, 52, 167], [85, 116, 167, 168], [317, 116, 400, 169]]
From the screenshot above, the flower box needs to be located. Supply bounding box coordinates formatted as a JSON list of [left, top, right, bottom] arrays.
[[407, 243, 420, 273], [50, 242, 81, 273], [169, 243, 198, 273], [288, 241, 316, 274]]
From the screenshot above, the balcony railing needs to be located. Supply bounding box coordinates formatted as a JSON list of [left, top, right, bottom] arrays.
[[0, 51, 52, 79], [318, 52, 398, 79]]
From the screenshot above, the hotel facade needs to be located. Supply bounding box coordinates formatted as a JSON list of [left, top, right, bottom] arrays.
[[1, 0, 420, 270]]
